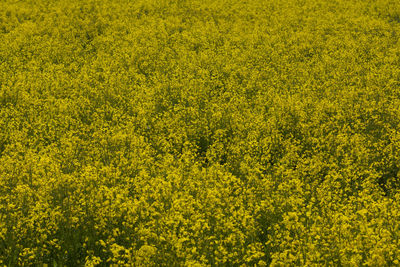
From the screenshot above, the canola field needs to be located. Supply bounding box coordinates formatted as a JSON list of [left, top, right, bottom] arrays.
[[1, 0, 400, 266]]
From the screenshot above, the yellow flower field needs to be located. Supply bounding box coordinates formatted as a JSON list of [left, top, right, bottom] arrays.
[[0, 0, 400, 265]]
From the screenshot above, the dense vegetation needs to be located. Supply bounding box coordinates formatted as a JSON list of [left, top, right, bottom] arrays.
[[1, 0, 400, 265]]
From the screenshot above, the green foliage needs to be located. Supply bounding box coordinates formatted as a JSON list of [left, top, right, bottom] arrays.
[[1, 0, 400, 265]]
